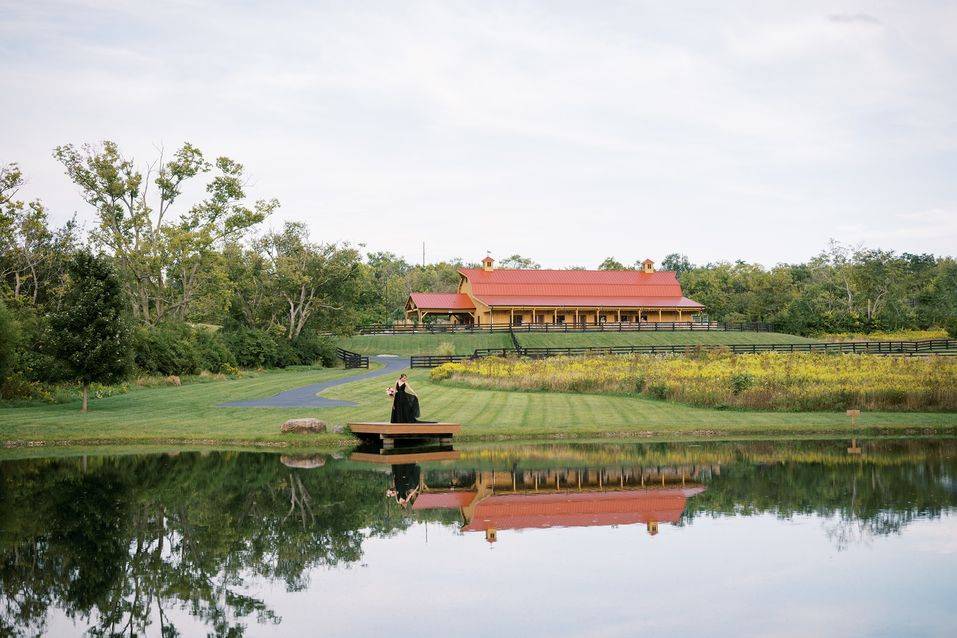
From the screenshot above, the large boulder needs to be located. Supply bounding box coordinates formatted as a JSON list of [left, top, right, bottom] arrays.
[[280, 454, 326, 469], [280, 418, 327, 434]]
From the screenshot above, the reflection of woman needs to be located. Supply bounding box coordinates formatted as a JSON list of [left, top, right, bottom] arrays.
[[389, 374, 423, 423], [386, 463, 421, 508]]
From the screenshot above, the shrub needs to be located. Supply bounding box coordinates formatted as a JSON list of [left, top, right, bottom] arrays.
[[292, 332, 337, 367], [0, 299, 18, 380], [436, 341, 456, 356], [946, 318, 957, 339], [134, 323, 201, 376], [223, 327, 280, 368], [193, 329, 237, 373], [647, 383, 668, 400], [730, 372, 755, 395]]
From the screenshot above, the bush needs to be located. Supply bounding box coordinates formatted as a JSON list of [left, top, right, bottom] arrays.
[[134, 323, 201, 376], [193, 329, 237, 373], [436, 341, 455, 356], [8, 310, 72, 384], [291, 332, 337, 367], [0, 299, 19, 380], [223, 327, 281, 368], [730, 372, 755, 395], [946, 318, 957, 339]]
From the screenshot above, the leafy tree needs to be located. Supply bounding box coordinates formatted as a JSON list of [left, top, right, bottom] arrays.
[[49, 252, 133, 411], [0, 298, 19, 380], [598, 257, 626, 270], [0, 163, 77, 308], [54, 142, 277, 324], [661, 253, 693, 276], [259, 222, 362, 339], [498, 254, 540, 269]]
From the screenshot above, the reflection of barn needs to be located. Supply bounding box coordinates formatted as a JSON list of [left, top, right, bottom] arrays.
[[412, 465, 710, 542]]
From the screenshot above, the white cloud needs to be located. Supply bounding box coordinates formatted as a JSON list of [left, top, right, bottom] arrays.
[[1, 0, 956, 266]]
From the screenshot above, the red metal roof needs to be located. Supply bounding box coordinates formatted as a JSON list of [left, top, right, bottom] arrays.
[[408, 292, 475, 310], [412, 492, 477, 510], [475, 296, 703, 308], [459, 268, 702, 309], [461, 487, 705, 532]]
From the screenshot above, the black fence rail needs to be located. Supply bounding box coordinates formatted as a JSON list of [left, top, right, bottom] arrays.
[[410, 354, 473, 368], [409, 339, 957, 368], [519, 339, 957, 358], [336, 347, 369, 369], [360, 321, 775, 335]]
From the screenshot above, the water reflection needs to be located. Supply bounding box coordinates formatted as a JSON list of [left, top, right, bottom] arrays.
[[0, 438, 955, 636]]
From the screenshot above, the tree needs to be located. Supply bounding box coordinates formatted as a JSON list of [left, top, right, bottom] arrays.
[[49, 252, 133, 411], [54, 141, 277, 324], [0, 298, 18, 380], [661, 253, 693, 276], [598, 257, 626, 270], [259, 223, 362, 339], [498, 254, 540, 269]]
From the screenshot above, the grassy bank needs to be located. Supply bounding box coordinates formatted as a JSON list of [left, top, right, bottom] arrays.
[[1, 364, 956, 449], [814, 329, 949, 342], [515, 330, 818, 348], [338, 332, 512, 355], [339, 329, 816, 355], [431, 353, 957, 411]]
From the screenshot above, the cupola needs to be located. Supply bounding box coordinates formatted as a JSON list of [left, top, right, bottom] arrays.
[[641, 258, 655, 274], [482, 255, 495, 272]]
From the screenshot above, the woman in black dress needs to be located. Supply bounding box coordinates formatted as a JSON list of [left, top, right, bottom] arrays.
[[389, 374, 421, 423]]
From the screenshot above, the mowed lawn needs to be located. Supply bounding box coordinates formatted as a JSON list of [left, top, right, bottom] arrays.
[[338, 332, 512, 355], [2, 364, 955, 447], [516, 330, 819, 348]]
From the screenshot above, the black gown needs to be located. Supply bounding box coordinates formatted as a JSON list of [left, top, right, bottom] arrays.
[[390, 383, 420, 423], [392, 464, 421, 501]]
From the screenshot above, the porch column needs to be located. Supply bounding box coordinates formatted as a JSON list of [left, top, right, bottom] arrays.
[[554, 308, 558, 324], [658, 309, 662, 321], [617, 309, 621, 322]]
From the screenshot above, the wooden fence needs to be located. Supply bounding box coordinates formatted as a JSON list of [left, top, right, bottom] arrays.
[[360, 321, 775, 335], [409, 339, 957, 368], [336, 347, 369, 369]]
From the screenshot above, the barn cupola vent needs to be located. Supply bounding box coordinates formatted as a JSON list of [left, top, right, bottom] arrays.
[[482, 255, 495, 272], [641, 259, 655, 274]]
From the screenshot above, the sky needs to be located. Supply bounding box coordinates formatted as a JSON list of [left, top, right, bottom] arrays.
[[2, 1, 956, 269]]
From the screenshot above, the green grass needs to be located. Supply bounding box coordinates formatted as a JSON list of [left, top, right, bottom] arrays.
[[338, 332, 513, 355], [1, 363, 954, 449], [515, 330, 819, 348], [340, 330, 816, 355]]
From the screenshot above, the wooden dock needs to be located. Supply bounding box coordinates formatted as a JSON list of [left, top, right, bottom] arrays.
[[348, 422, 462, 448], [350, 449, 461, 464]]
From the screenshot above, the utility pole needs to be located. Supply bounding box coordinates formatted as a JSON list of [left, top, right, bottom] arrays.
[[422, 241, 426, 267]]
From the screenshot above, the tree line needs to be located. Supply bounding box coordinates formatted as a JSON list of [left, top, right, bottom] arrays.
[[1, 141, 955, 404]]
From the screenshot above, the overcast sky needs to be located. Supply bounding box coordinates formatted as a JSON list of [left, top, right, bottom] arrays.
[[2, 1, 955, 268]]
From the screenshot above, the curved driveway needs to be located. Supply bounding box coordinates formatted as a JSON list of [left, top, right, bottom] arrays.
[[220, 356, 410, 408]]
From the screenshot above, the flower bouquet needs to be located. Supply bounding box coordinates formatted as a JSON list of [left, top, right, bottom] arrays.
[[386, 387, 395, 397]]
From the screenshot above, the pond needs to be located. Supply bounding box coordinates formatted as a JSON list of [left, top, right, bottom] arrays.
[[1, 438, 955, 637]]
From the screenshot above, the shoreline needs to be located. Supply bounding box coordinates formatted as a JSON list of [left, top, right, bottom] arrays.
[[4, 424, 955, 457]]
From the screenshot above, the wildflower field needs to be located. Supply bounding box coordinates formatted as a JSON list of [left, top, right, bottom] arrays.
[[430, 352, 957, 412]]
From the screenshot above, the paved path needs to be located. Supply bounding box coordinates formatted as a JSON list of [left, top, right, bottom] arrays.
[[220, 356, 410, 408]]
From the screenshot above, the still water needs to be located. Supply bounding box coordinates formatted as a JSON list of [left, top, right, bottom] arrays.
[[1, 439, 955, 637]]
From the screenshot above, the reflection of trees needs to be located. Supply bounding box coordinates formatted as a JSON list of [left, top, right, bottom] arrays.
[[0, 454, 407, 637], [1, 443, 955, 635], [683, 453, 957, 549]]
